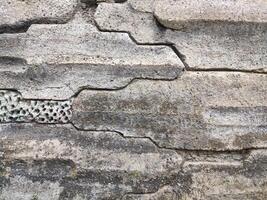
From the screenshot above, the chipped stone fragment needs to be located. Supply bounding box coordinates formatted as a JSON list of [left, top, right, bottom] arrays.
[[72, 72, 267, 150], [0, 0, 78, 33], [0, 90, 72, 123], [95, 2, 267, 71]]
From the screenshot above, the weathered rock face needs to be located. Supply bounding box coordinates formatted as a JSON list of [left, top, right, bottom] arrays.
[[0, 124, 184, 199], [72, 72, 267, 150], [95, 1, 267, 71], [0, 23, 183, 99], [0, 0, 266, 199]]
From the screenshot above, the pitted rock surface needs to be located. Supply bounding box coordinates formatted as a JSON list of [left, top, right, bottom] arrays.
[[0, 90, 72, 123], [0, 0, 266, 199]]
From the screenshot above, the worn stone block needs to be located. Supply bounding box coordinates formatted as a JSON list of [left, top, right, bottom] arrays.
[[0, 124, 183, 199], [72, 72, 267, 150], [95, 2, 267, 71], [0, 24, 183, 99], [0, 0, 266, 199]]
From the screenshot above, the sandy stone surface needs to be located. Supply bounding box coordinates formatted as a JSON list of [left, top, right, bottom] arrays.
[[95, 1, 267, 71], [0, 0, 266, 199]]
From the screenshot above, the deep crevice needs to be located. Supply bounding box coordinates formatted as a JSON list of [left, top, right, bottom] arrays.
[[186, 67, 267, 74]]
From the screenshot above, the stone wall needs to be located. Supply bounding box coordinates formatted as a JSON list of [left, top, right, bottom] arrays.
[[0, 0, 266, 199]]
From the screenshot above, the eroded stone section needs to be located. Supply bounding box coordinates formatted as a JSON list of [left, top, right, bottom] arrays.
[[95, 2, 267, 71], [180, 150, 267, 200], [0, 123, 183, 199], [154, 0, 267, 30], [123, 150, 267, 200], [0, 0, 78, 33], [0, 90, 72, 123], [0, 23, 182, 67], [0, 56, 182, 100], [1, 124, 265, 200], [72, 72, 267, 150], [122, 186, 179, 200], [0, 24, 183, 99]]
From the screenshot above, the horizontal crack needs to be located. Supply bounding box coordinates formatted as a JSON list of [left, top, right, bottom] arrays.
[[186, 67, 267, 75], [69, 122, 267, 153], [69, 74, 184, 99]]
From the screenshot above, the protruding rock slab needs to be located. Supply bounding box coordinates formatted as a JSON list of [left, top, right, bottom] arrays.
[[0, 24, 183, 99], [154, 0, 267, 30], [0, 123, 183, 199], [95, 2, 267, 71], [0, 0, 78, 32], [72, 72, 267, 150]]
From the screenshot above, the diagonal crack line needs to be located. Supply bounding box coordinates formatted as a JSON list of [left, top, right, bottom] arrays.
[[93, 20, 188, 69], [94, 10, 266, 75], [69, 122, 267, 153], [69, 75, 184, 99]]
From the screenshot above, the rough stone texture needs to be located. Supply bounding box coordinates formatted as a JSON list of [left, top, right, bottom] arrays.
[[0, 124, 183, 199], [0, 0, 267, 199], [95, 2, 267, 71], [0, 0, 78, 33], [154, 0, 267, 30], [0, 23, 183, 99], [72, 72, 267, 151], [1, 124, 266, 199]]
